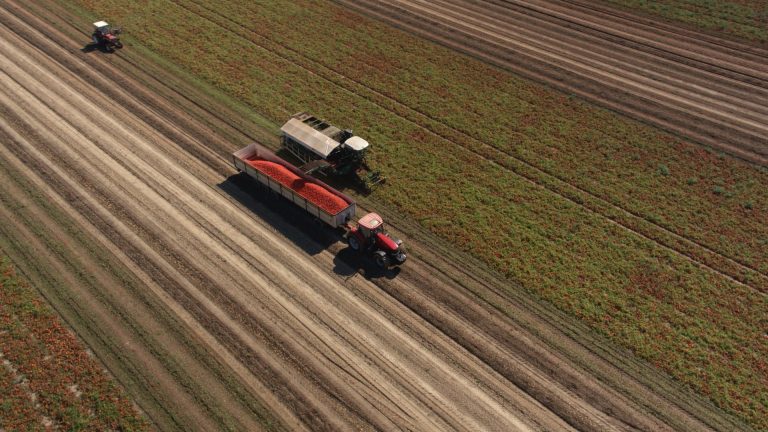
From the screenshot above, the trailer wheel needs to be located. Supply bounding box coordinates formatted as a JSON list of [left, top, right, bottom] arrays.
[[347, 235, 360, 251], [374, 252, 389, 268]]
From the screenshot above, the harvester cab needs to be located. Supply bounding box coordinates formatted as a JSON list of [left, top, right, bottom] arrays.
[[92, 21, 123, 52], [347, 213, 406, 268]]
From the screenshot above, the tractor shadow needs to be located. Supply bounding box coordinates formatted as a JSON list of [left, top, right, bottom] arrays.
[[332, 248, 401, 280], [218, 173, 337, 256], [81, 42, 116, 54]]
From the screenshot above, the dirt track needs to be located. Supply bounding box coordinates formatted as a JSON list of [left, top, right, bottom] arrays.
[[337, 0, 768, 165], [0, 1, 751, 431]]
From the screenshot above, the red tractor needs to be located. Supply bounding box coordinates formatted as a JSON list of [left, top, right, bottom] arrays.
[[92, 21, 123, 52], [346, 213, 406, 268]]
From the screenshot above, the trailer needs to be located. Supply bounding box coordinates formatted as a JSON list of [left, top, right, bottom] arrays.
[[232, 142, 406, 268], [232, 143, 356, 228]]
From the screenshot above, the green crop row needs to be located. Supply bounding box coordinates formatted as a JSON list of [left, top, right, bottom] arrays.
[[0, 258, 149, 431], [61, 0, 767, 427], [0, 352, 43, 431], [601, 0, 768, 42]]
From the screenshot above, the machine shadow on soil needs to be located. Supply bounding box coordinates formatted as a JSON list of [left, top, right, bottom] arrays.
[[219, 173, 336, 256], [332, 247, 401, 280], [80, 42, 116, 54]]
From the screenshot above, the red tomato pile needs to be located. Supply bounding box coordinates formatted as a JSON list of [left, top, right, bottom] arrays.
[[248, 159, 348, 214]]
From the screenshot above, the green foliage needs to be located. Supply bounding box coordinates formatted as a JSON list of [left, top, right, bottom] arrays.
[[602, 0, 768, 42], [0, 259, 149, 430]]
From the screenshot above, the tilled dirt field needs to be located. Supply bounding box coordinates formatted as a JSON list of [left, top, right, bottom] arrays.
[[0, 1, 751, 431], [338, 0, 768, 165]]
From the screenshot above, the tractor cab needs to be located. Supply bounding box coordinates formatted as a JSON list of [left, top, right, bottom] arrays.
[[91, 21, 123, 51], [93, 21, 111, 35], [357, 212, 385, 240], [347, 213, 406, 268], [332, 134, 369, 173]]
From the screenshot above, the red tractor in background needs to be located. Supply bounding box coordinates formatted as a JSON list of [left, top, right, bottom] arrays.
[[92, 21, 123, 52], [346, 213, 406, 268]]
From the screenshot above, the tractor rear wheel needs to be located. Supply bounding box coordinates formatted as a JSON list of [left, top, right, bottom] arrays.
[[374, 252, 389, 268], [347, 235, 360, 251]]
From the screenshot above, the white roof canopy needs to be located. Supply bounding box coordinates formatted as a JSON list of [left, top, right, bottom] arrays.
[[93, 21, 109, 28], [281, 117, 340, 158]]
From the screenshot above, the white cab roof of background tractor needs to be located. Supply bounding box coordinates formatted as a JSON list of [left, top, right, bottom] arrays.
[[93, 21, 109, 28]]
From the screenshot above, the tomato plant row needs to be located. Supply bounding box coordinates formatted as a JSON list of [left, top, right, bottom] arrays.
[[0, 259, 148, 431]]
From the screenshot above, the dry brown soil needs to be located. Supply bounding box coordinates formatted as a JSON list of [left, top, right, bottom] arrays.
[[0, 1, 752, 431]]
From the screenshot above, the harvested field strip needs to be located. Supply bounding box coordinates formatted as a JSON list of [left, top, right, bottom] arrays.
[[60, 0, 768, 427], [0, 258, 149, 431], [0, 89, 285, 430], [0, 150, 262, 432], [0, 58, 310, 431]]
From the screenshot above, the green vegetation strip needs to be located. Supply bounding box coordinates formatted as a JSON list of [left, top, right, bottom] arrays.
[[600, 0, 768, 42], [0, 258, 149, 431], [60, 0, 767, 427]]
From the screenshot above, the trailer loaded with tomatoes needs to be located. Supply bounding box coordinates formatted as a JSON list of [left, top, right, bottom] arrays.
[[232, 143, 406, 268]]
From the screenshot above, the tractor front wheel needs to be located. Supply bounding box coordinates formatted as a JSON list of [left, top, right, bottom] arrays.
[[374, 252, 389, 268], [347, 235, 360, 251]]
